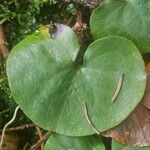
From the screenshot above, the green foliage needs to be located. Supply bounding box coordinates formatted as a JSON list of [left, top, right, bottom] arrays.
[[67, 4, 77, 15], [6, 24, 146, 136], [0, 0, 81, 49], [30, 0, 58, 8], [90, 0, 150, 53], [0, 0, 58, 48], [45, 134, 105, 150], [0, 0, 58, 24], [0, 0, 38, 25], [0, 57, 15, 127]]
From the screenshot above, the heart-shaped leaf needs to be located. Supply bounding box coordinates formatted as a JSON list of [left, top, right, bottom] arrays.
[[112, 140, 150, 150], [90, 0, 150, 53], [45, 134, 105, 150], [6, 24, 146, 136]]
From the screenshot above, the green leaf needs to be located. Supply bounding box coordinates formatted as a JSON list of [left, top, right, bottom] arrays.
[[90, 0, 150, 53], [45, 134, 105, 150], [6, 24, 146, 136], [112, 140, 150, 150]]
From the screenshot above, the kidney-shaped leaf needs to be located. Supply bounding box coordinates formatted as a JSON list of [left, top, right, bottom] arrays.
[[45, 134, 105, 150], [6, 24, 146, 136], [90, 0, 150, 53], [112, 140, 150, 150]]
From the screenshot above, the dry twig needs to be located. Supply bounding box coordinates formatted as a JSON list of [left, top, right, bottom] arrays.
[[35, 126, 44, 150], [0, 106, 20, 149], [30, 131, 51, 150], [112, 73, 124, 102], [0, 124, 35, 133], [83, 102, 100, 135]]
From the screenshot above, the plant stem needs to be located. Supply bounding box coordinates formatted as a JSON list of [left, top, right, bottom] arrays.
[[73, 10, 88, 65], [0, 25, 9, 58]]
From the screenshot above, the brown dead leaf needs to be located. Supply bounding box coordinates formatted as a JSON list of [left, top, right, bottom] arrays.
[[102, 64, 150, 147], [142, 63, 150, 110], [103, 104, 150, 147], [0, 135, 20, 150]]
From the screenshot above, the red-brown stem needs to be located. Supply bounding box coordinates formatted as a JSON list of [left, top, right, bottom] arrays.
[[0, 25, 9, 58], [0, 124, 35, 133]]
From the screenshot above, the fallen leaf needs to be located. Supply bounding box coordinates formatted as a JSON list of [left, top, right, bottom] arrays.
[[142, 63, 150, 110], [102, 64, 150, 147]]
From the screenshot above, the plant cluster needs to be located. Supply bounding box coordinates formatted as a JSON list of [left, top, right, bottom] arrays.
[[1, 0, 150, 149]]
